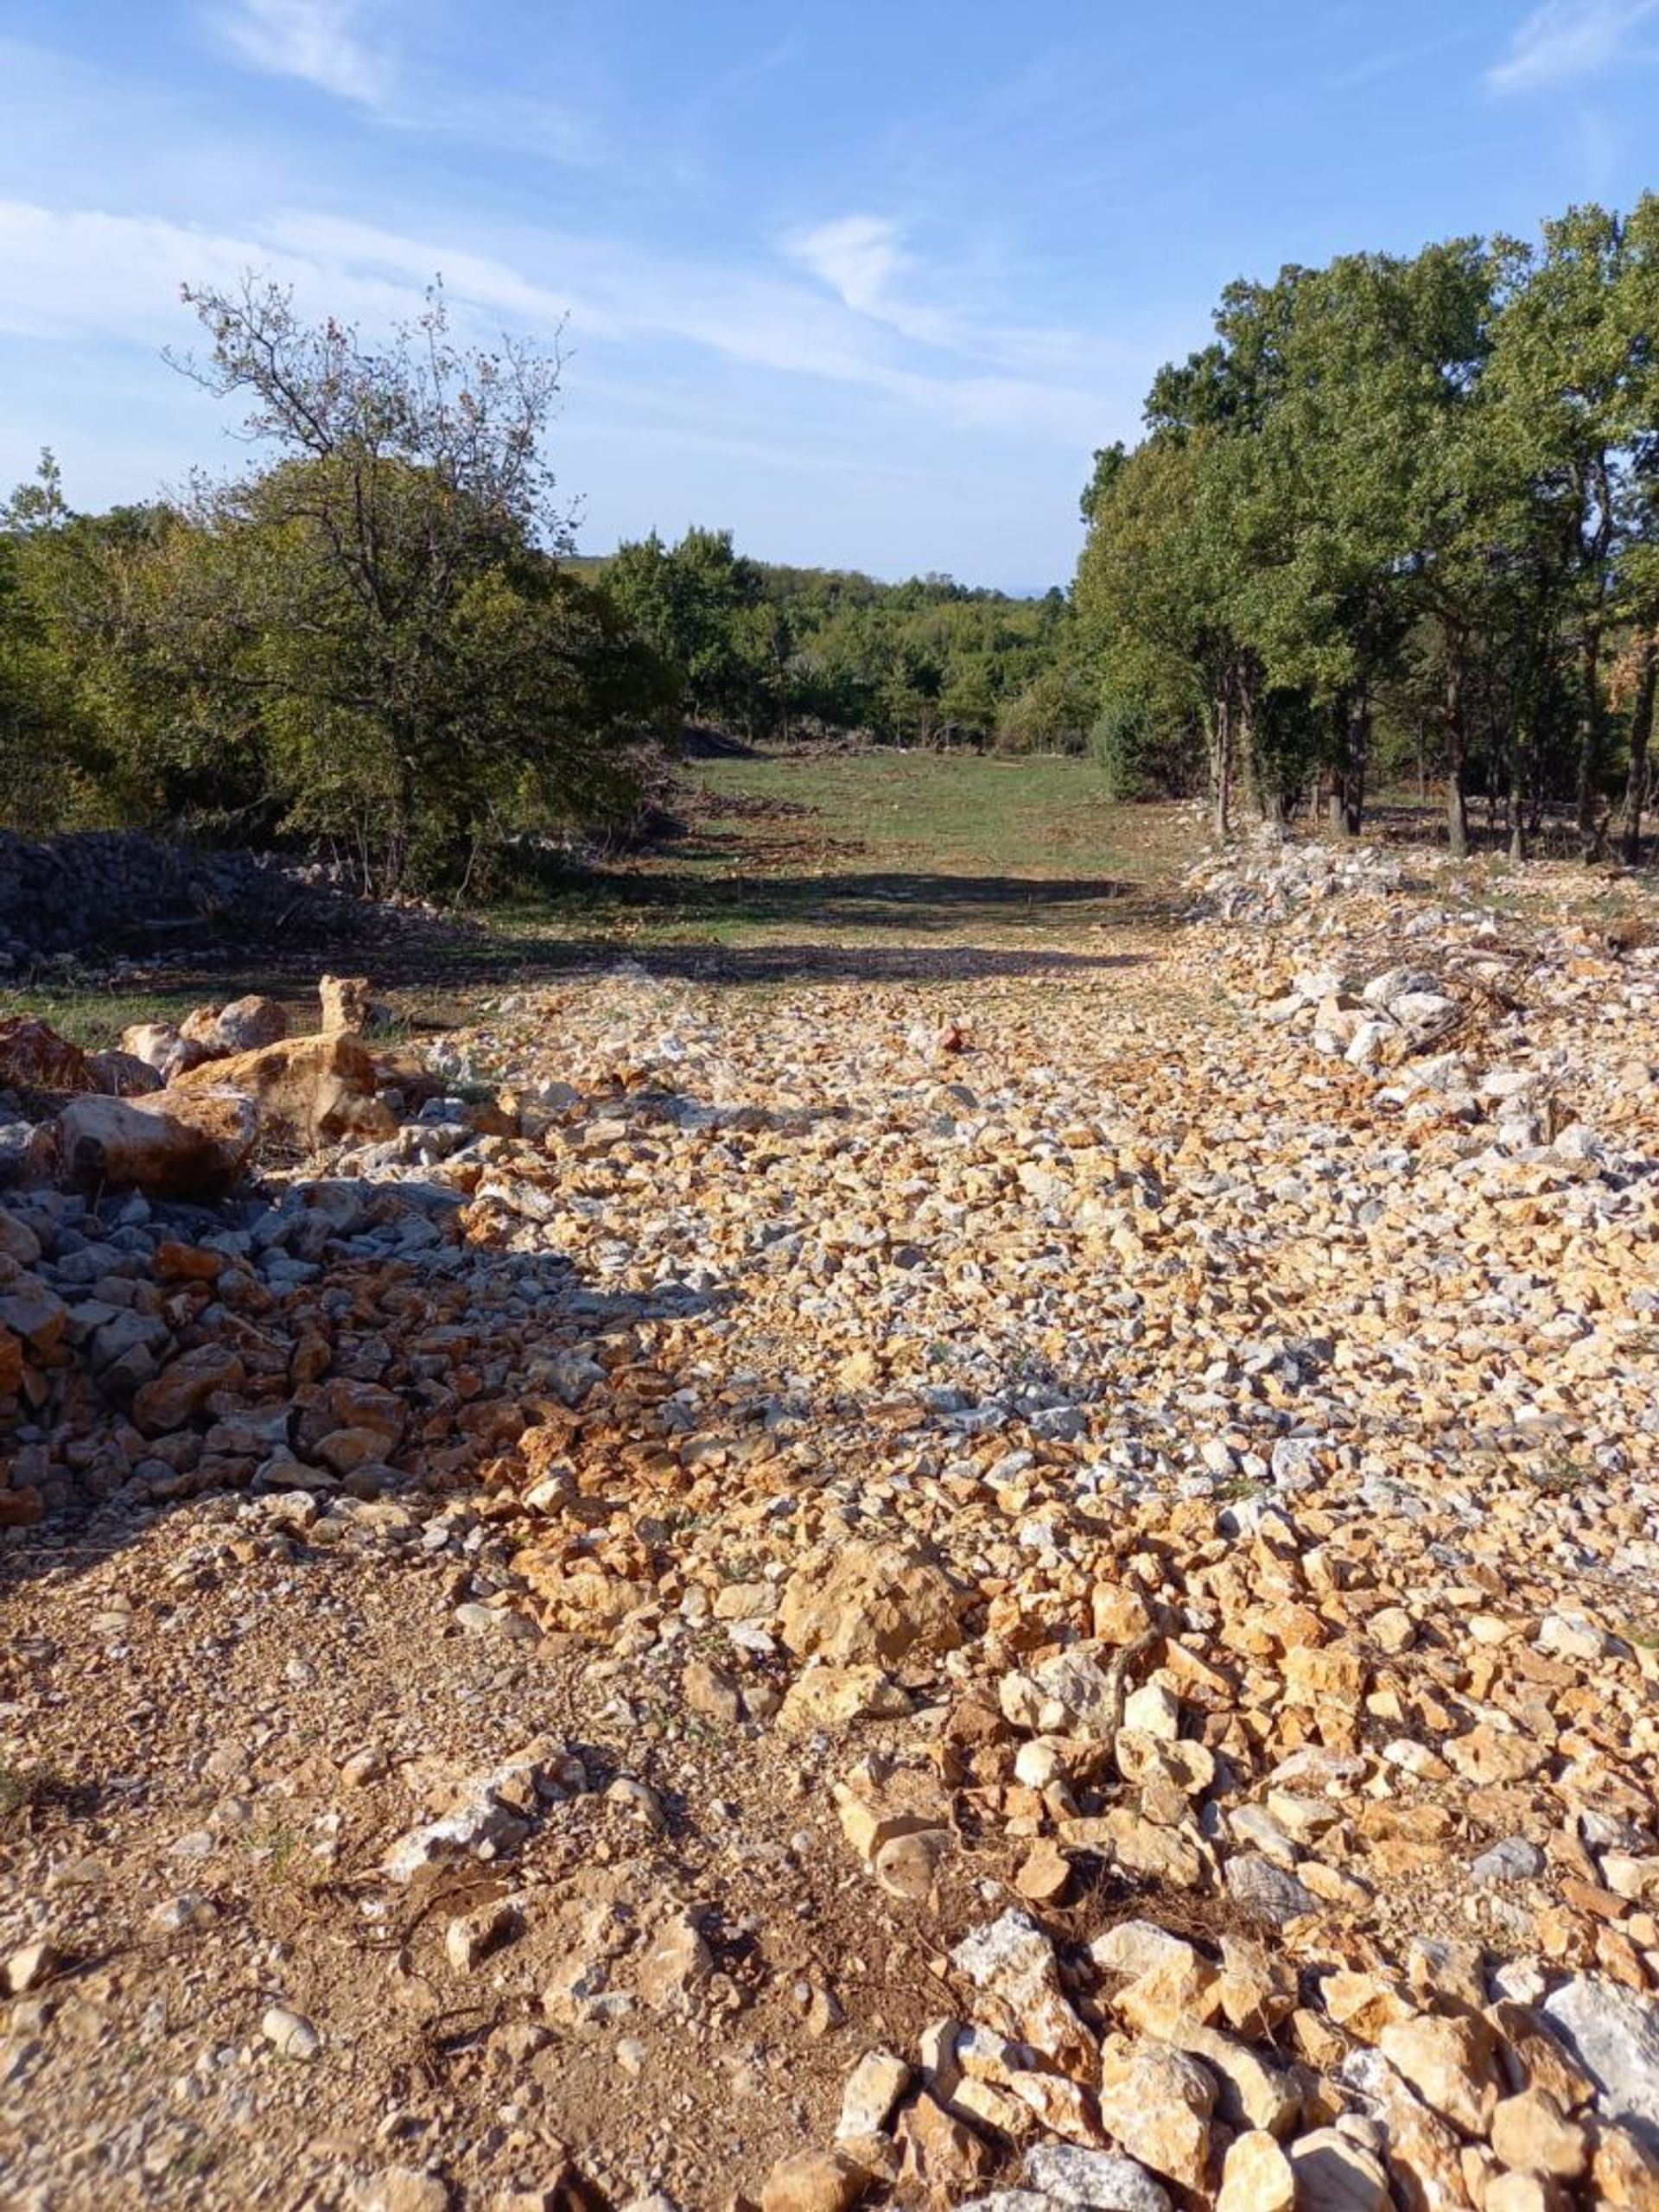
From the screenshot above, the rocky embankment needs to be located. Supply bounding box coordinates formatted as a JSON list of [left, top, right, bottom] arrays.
[[0, 830, 446, 968], [1, 836, 1657, 2212]]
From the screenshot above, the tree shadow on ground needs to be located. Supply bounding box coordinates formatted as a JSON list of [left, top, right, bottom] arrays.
[[102, 868, 1170, 1008], [552, 865, 1148, 929], [0, 1173, 734, 1603], [1362, 797, 1656, 866]]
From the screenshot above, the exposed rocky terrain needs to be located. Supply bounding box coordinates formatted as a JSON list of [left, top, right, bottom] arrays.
[[2, 831, 1657, 2212]]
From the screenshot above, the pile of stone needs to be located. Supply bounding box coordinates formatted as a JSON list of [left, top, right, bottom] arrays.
[[0, 829, 443, 969], [0, 978, 514, 1524], [1183, 831, 1411, 927]]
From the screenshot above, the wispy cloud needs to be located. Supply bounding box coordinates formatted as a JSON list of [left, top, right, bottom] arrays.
[[784, 212, 1087, 378], [0, 198, 1137, 454], [788, 215, 942, 340], [1485, 0, 1659, 93], [211, 0, 391, 107], [204, 4, 608, 164]]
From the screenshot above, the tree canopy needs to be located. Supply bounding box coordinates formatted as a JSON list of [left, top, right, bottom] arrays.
[[1073, 194, 1659, 856]]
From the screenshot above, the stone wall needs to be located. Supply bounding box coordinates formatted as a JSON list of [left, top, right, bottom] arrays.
[[0, 831, 376, 966]]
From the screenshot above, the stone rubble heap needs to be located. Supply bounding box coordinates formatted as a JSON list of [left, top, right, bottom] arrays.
[[0, 833, 1656, 2209], [0, 829, 443, 969]]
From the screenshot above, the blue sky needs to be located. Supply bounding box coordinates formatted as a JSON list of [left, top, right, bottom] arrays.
[[1, 1, 1656, 589]]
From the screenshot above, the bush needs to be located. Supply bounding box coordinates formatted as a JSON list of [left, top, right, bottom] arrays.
[[1089, 693, 1195, 798]]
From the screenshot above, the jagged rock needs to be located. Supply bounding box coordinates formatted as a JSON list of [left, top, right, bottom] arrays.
[[130, 1344, 247, 1435], [174, 1029, 394, 1147], [320, 974, 375, 1033], [634, 1908, 713, 2013], [1378, 2012, 1503, 2137], [1285, 2130, 1389, 2211], [836, 2050, 912, 2141], [779, 1539, 965, 1668], [1217, 2132, 1295, 2212], [1225, 1853, 1319, 1926], [120, 1023, 214, 1081], [950, 1910, 1093, 2076], [1023, 2144, 1173, 2209], [0, 1017, 90, 1091], [778, 1664, 912, 1732], [1340, 2047, 1473, 2209], [4, 1941, 60, 1994], [1541, 1978, 1659, 2144], [384, 1748, 558, 1881], [1171, 2021, 1299, 2136], [894, 2090, 996, 2196], [1489, 2090, 1587, 2180], [1093, 2039, 1215, 2190], [1591, 2124, 1659, 2208], [760, 2152, 865, 2212], [181, 995, 288, 1056]]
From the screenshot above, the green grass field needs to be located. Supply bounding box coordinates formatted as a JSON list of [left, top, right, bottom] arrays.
[[694, 748, 1172, 875], [490, 748, 1189, 954], [3, 750, 1188, 1040]]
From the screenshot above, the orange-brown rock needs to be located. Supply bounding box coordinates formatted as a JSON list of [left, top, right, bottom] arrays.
[[0, 1017, 91, 1093], [174, 1030, 393, 1147]]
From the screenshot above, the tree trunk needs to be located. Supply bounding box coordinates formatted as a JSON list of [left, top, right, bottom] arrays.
[[1211, 690, 1232, 840], [1324, 694, 1370, 836], [1509, 725, 1529, 861], [1576, 625, 1605, 859], [1344, 694, 1370, 836], [1444, 659, 1469, 860], [1622, 638, 1656, 867]]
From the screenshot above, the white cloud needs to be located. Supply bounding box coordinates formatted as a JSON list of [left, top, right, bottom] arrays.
[[789, 214, 927, 329], [784, 211, 1092, 381], [0, 195, 1140, 473], [0, 196, 1147, 582], [212, 0, 390, 106], [1485, 0, 1659, 92], [0, 200, 410, 343]]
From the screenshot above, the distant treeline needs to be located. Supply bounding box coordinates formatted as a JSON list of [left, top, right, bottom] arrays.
[[590, 531, 1087, 754], [3, 191, 1656, 893]]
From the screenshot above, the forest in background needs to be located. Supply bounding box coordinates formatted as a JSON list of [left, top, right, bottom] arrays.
[[1, 191, 1656, 892]]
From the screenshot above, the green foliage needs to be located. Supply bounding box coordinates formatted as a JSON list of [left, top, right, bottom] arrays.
[[1, 283, 679, 893], [606, 527, 772, 734], [1073, 194, 1659, 853], [1089, 690, 1197, 799], [598, 541, 1077, 751]]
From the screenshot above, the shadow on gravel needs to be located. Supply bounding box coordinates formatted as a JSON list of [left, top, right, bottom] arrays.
[[0, 1171, 734, 1604], [103, 871, 1166, 1008], [476, 937, 1154, 988]]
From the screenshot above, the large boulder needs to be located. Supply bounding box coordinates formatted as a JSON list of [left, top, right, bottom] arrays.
[[54, 1087, 260, 1200], [0, 1018, 92, 1093], [779, 1539, 967, 1668], [173, 1030, 394, 1147]]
